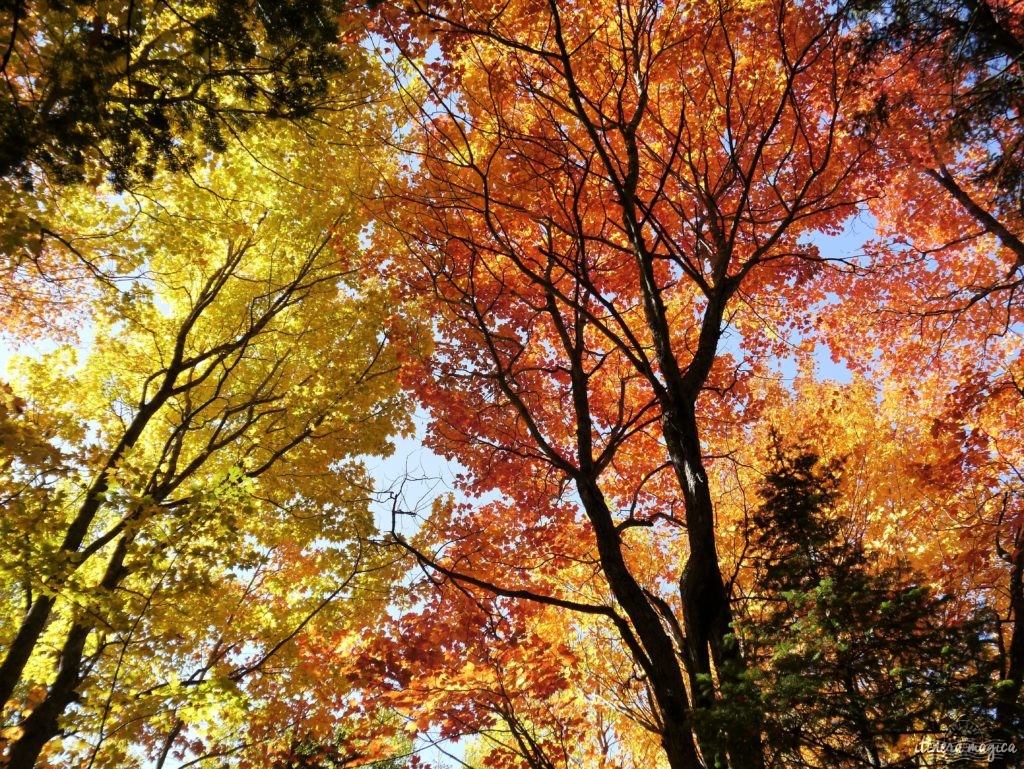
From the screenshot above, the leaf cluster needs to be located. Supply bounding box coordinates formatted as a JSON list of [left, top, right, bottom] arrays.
[[846, 0, 1024, 218], [0, 0, 353, 189]]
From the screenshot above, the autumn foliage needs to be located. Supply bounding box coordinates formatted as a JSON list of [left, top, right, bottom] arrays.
[[1, 0, 1022, 767]]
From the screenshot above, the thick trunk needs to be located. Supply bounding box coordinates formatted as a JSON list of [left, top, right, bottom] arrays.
[[646, 277, 764, 769], [0, 597, 56, 710], [4, 624, 90, 769], [576, 478, 704, 769], [668, 403, 765, 769], [0, 486, 112, 710], [0, 380, 173, 712]]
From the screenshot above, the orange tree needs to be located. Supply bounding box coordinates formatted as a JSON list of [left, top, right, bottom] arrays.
[[370, 0, 874, 766], [816, 0, 1024, 746]]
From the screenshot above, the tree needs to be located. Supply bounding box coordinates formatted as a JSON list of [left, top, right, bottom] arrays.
[[824, 0, 1024, 346], [0, 100, 418, 766], [846, 0, 1023, 266], [815, 0, 1024, 745], [742, 437, 996, 769], [370, 0, 874, 766], [0, 0, 394, 347], [0, 0, 362, 189]]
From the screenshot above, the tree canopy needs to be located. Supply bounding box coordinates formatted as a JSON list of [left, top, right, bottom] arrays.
[[1, 0, 1023, 767], [0, 0, 359, 188]]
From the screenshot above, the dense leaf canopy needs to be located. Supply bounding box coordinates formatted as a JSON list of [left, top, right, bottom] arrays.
[[1, 0, 1023, 767], [1, 0, 354, 188]]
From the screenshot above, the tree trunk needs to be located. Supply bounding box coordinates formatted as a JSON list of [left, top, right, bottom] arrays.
[[994, 526, 1024, 768], [576, 477, 704, 769], [5, 534, 133, 768], [640, 269, 765, 769]]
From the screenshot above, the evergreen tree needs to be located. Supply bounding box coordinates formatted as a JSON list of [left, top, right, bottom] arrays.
[[741, 438, 997, 768]]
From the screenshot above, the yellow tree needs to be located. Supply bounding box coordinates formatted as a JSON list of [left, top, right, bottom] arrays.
[[0, 0, 358, 187], [0, 0, 377, 344], [0, 73, 420, 766]]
